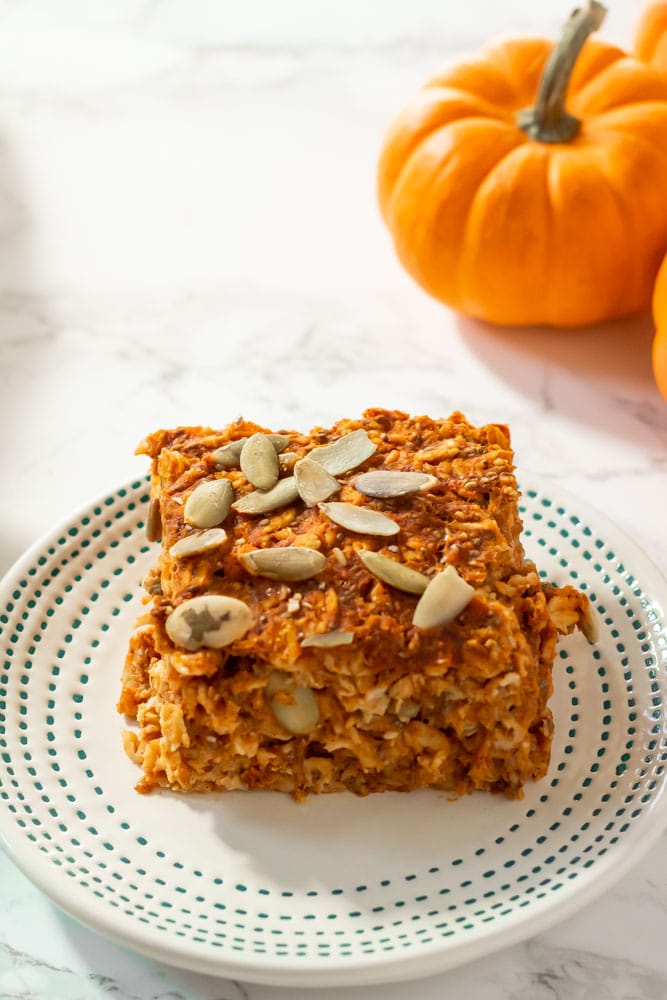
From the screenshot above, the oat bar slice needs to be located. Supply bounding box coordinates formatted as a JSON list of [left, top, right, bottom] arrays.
[[118, 409, 592, 799]]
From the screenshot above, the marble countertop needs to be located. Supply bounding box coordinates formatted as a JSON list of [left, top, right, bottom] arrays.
[[0, 0, 665, 996]]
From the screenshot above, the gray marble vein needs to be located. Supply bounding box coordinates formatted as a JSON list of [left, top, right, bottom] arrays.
[[519, 940, 666, 1000], [0, 936, 250, 1000]]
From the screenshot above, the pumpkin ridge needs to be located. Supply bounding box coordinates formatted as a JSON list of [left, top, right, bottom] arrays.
[[424, 45, 543, 107], [477, 37, 554, 109], [586, 120, 667, 302], [394, 114, 518, 193], [424, 84, 516, 122], [456, 142, 543, 320], [567, 37, 627, 93], [582, 99, 667, 129], [541, 154, 557, 325], [569, 57, 667, 116], [583, 110, 667, 168], [543, 162, 628, 325], [634, 2, 667, 66], [391, 123, 522, 308], [378, 88, 513, 219], [581, 154, 644, 315], [384, 120, 486, 232], [572, 129, 667, 318], [387, 117, 520, 241]]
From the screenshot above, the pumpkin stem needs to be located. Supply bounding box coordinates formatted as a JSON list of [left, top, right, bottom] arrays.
[[517, 1, 607, 144]]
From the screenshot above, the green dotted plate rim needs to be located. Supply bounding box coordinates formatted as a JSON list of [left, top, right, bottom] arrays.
[[0, 473, 665, 988]]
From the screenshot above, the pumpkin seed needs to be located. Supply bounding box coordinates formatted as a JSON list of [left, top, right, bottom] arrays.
[[309, 428, 376, 475], [240, 546, 326, 582], [240, 433, 279, 491], [279, 451, 299, 470], [146, 497, 162, 542], [211, 433, 288, 470], [301, 630, 354, 648], [165, 595, 252, 650], [319, 501, 399, 537], [267, 433, 291, 454], [357, 549, 428, 595], [184, 478, 233, 528], [265, 670, 319, 734], [233, 476, 299, 515], [294, 456, 340, 506], [354, 470, 438, 498], [211, 438, 247, 469], [582, 602, 599, 644], [412, 565, 474, 629], [169, 528, 227, 558]]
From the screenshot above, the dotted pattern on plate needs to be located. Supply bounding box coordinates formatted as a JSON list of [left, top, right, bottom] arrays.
[[0, 478, 665, 982]]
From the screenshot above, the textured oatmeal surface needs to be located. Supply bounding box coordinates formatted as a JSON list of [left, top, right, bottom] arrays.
[[118, 409, 589, 799]]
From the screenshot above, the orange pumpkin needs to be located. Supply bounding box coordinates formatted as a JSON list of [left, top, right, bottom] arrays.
[[378, 2, 667, 327], [635, 2, 667, 68], [652, 255, 667, 400]]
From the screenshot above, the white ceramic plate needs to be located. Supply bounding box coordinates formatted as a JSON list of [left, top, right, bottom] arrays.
[[0, 475, 665, 987]]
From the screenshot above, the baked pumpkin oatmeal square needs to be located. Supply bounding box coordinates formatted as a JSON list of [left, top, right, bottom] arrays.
[[118, 409, 594, 800]]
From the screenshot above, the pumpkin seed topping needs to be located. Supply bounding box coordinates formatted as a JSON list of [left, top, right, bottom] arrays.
[[240, 546, 327, 582], [184, 478, 233, 529], [412, 565, 474, 629], [267, 433, 291, 454], [169, 528, 227, 559], [301, 630, 354, 648], [240, 433, 279, 491], [146, 497, 162, 542], [166, 595, 252, 650], [357, 549, 428, 595], [211, 438, 247, 469], [212, 434, 289, 470], [233, 476, 299, 515], [319, 501, 399, 537], [265, 670, 319, 734], [354, 470, 438, 498], [581, 602, 599, 644], [309, 428, 376, 475], [294, 456, 340, 507], [279, 451, 299, 470]]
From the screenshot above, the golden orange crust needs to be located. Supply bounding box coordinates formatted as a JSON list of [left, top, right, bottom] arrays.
[[119, 408, 586, 800]]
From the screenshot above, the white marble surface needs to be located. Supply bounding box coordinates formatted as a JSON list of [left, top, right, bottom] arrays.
[[0, 0, 665, 996]]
